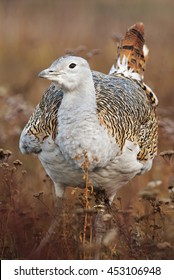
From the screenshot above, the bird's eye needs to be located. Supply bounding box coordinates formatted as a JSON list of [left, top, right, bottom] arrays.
[[69, 63, 76, 69]]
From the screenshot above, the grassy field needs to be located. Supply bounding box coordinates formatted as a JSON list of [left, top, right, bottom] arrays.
[[0, 0, 174, 259]]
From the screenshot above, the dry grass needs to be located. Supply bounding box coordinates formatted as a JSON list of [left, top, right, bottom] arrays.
[[1, 148, 174, 260], [0, 0, 174, 259]]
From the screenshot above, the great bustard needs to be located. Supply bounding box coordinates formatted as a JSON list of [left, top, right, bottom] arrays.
[[19, 23, 158, 203]]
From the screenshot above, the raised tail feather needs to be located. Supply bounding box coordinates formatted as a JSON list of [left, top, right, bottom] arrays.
[[110, 22, 149, 81]]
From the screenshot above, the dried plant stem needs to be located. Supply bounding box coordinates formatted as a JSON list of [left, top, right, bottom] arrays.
[[1, 210, 11, 259], [62, 210, 73, 259], [33, 193, 58, 220], [29, 194, 61, 258], [83, 166, 89, 245], [81, 152, 90, 244], [81, 151, 94, 259]]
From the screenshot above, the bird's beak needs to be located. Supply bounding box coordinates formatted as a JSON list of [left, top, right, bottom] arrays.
[[38, 68, 50, 79], [38, 67, 60, 82]]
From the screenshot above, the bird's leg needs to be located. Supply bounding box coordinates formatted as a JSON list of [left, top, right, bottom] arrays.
[[93, 189, 111, 259]]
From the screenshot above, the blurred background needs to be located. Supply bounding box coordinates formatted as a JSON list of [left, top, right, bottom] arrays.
[[0, 0, 174, 259]]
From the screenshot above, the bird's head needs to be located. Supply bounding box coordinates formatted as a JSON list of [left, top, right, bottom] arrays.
[[38, 56, 92, 92]]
